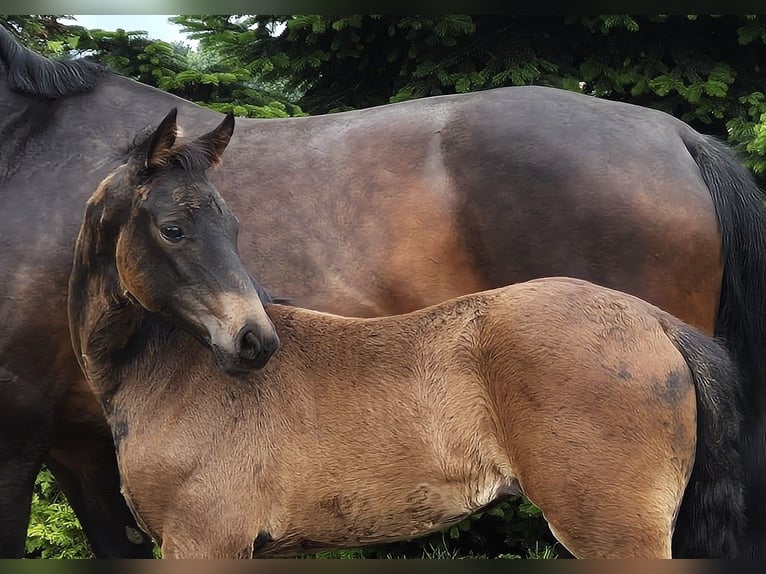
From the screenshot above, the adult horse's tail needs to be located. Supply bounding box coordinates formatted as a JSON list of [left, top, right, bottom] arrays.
[[682, 131, 766, 558], [662, 320, 746, 558]]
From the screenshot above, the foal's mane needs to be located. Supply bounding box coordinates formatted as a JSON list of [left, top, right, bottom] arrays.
[[0, 24, 105, 98]]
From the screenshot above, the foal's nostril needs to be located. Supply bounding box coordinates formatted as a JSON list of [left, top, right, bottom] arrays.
[[240, 330, 261, 361]]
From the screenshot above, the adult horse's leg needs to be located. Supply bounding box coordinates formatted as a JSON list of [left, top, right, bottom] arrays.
[[0, 368, 52, 557], [45, 450, 154, 558], [46, 382, 155, 559]]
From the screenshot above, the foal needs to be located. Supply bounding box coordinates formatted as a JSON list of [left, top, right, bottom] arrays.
[[68, 109, 746, 559]]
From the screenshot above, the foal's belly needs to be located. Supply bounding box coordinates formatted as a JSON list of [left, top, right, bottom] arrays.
[[255, 476, 522, 557]]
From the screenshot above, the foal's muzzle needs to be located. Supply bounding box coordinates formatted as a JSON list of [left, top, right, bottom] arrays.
[[235, 322, 280, 370], [214, 321, 280, 375]]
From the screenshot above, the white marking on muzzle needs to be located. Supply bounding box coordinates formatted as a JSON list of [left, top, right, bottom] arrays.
[[200, 292, 273, 355]]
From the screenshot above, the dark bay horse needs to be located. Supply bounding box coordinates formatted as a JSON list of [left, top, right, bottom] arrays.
[[68, 109, 745, 559], [1, 24, 766, 558]]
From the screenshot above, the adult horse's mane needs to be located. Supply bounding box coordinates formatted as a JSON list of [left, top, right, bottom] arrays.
[[0, 24, 105, 98]]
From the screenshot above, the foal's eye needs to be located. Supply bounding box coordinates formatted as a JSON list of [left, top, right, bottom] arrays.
[[160, 225, 184, 242]]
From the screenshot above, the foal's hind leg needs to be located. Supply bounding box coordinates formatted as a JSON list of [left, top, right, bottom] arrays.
[[543, 506, 673, 559], [517, 415, 689, 558], [518, 418, 690, 558]]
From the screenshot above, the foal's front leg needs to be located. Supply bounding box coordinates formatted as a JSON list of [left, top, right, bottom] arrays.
[[159, 511, 256, 559], [161, 531, 254, 559]]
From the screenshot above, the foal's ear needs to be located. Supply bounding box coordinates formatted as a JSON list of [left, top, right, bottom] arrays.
[[194, 112, 235, 167], [146, 107, 178, 170]]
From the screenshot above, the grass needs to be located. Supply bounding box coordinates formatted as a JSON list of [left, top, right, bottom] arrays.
[[311, 542, 559, 560]]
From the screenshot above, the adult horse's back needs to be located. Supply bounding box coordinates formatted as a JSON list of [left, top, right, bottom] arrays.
[[1, 24, 765, 558]]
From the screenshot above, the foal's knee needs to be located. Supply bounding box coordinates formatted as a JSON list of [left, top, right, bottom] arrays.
[[160, 531, 253, 559]]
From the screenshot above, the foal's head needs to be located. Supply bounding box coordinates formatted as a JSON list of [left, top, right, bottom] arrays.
[[86, 108, 279, 374]]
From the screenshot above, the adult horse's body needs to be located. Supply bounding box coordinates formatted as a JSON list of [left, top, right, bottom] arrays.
[[1, 25, 766, 558], [68, 109, 745, 559]]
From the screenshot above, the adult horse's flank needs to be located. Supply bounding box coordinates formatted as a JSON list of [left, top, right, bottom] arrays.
[[2, 24, 766, 558], [68, 109, 746, 559]]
